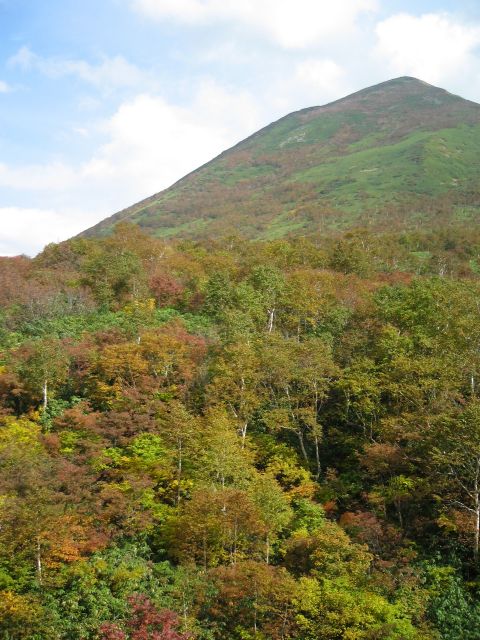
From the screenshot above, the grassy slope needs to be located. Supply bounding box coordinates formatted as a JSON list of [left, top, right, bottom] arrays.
[[82, 77, 480, 240]]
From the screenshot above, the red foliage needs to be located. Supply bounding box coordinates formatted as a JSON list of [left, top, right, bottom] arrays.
[[340, 511, 384, 552], [99, 595, 190, 640], [149, 272, 185, 307], [0, 256, 32, 306], [99, 623, 127, 640]]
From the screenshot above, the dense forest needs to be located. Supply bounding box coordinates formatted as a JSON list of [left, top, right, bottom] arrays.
[[3, 222, 480, 638]]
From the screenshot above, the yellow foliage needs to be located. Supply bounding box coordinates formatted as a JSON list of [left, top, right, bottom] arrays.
[[0, 416, 41, 450], [0, 590, 41, 624], [123, 298, 156, 315]]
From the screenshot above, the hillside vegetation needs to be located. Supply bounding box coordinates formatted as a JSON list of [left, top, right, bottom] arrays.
[[2, 224, 480, 638], [83, 77, 480, 241]]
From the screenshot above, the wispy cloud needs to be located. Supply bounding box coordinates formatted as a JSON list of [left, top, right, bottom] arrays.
[[132, 0, 379, 49], [0, 79, 262, 255], [294, 59, 347, 98], [0, 207, 102, 256], [375, 12, 480, 84], [8, 47, 155, 92]]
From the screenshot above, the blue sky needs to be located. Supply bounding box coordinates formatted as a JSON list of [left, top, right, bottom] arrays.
[[1, 0, 480, 255]]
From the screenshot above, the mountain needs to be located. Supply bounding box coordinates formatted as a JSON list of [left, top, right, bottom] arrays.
[[82, 77, 480, 240]]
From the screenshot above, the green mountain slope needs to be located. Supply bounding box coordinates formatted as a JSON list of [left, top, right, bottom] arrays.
[[82, 77, 480, 239]]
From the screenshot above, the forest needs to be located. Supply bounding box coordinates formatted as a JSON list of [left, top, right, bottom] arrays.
[[2, 221, 480, 638]]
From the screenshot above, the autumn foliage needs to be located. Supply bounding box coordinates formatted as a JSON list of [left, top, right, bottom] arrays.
[[2, 223, 480, 638], [100, 596, 190, 640]]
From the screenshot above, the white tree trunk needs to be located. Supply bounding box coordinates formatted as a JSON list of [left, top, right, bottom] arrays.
[[42, 379, 48, 412]]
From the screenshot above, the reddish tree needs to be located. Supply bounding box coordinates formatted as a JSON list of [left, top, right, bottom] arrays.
[[149, 272, 185, 307], [99, 595, 190, 640]]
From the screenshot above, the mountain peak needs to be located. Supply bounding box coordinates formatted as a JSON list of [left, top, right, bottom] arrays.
[[349, 76, 446, 94], [315, 76, 471, 115], [81, 78, 480, 241], [368, 76, 433, 87]]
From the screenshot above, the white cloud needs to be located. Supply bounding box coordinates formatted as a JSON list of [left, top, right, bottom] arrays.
[[255, 59, 350, 116], [80, 79, 261, 201], [375, 13, 480, 84], [295, 59, 346, 98], [0, 80, 11, 93], [132, 0, 378, 48], [0, 162, 77, 191], [0, 80, 262, 255], [8, 47, 153, 92], [0, 207, 103, 256], [135, 0, 208, 23], [8, 45, 35, 69]]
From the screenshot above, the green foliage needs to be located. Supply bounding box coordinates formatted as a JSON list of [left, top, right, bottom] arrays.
[[83, 78, 480, 242], [2, 222, 480, 639], [425, 564, 480, 640], [291, 499, 326, 534], [294, 576, 421, 640]]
